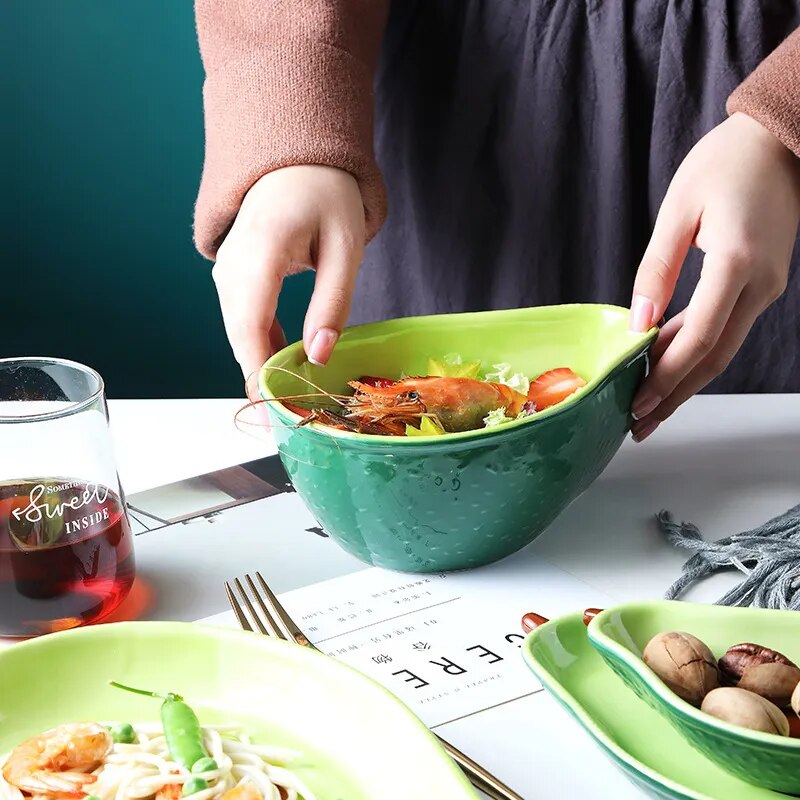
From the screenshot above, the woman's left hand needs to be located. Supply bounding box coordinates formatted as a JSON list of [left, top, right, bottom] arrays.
[[629, 112, 800, 442]]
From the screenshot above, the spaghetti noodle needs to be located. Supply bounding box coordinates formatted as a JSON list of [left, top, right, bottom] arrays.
[[0, 723, 315, 800]]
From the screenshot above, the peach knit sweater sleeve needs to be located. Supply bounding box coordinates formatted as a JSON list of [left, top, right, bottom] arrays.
[[727, 28, 800, 159], [193, 0, 388, 259], [193, 9, 799, 262]]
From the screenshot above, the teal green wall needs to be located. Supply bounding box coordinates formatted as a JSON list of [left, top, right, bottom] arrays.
[[4, 1, 313, 398]]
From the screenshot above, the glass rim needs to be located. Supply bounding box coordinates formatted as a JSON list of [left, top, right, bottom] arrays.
[[0, 357, 105, 424]]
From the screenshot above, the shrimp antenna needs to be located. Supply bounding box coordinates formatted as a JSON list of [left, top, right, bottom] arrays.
[[233, 397, 347, 463], [257, 365, 349, 408], [257, 394, 350, 403]]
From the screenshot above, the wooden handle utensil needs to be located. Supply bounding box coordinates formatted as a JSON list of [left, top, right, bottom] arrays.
[[521, 607, 605, 633]]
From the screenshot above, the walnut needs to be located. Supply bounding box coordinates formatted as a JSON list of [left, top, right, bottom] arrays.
[[642, 631, 719, 706], [718, 642, 796, 684], [738, 662, 800, 708], [701, 687, 789, 736]]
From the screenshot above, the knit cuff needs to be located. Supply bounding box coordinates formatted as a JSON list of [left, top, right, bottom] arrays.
[[194, 41, 386, 260], [727, 29, 800, 159]]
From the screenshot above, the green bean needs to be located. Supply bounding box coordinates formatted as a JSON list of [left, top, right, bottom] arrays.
[[182, 777, 209, 796], [110, 723, 136, 744], [161, 699, 207, 770], [191, 757, 218, 774], [109, 681, 209, 769]]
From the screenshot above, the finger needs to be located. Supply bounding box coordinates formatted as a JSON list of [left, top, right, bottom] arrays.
[[269, 317, 288, 353], [243, 318, 288, 402], [632, 312, 684, 424], [631, 250, 746, 419], [649, 310, 686, 363], [630, 419, 660, 443], [214, 250, 284, 382], [632, 289, 760, 438], [630, 185, 698, 332], [303, 225, 362, 366]]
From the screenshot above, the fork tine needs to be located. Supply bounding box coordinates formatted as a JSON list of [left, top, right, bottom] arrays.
[[254, 571, 311, 647], [244, 574, 286, 641], [224, 581, 253, 632], [233, 577, 269, 635]]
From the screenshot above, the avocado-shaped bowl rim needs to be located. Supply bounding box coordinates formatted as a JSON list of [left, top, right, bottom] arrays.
[[521, 612, 712, 800], [259, 304, 657, 449], [587, 601, 800, 755]]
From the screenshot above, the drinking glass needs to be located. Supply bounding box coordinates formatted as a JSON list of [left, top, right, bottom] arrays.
[[0, 358, 135, 637]]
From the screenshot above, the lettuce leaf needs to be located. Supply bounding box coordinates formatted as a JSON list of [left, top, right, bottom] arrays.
[[483, 404, 537, 429], [483, 407, 515, 428], [483, 363, 530, 395]]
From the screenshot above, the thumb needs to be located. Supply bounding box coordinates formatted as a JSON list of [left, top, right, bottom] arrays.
[[631, 185, 698, 332], [303, 227, 362, 365]]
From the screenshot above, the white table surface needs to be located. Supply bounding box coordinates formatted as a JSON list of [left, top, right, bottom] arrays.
[[109, 395, 800, 610], [14, 396, 800, 799]]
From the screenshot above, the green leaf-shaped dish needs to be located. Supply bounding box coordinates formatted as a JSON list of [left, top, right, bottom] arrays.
[[588, 601, 800, 795], [0, 622, 478, 800], [522, 611, 788, 800], [259, 304, 655, 572]]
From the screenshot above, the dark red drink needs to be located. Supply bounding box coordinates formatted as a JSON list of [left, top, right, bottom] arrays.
[[0, 479, 135, 637]]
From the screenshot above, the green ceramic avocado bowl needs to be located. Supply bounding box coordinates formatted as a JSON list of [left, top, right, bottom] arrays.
[[587, 600, 800, 795], [0, 622, 478, 800], [522, 611, 785, 800], [260, 304, 655, 573]]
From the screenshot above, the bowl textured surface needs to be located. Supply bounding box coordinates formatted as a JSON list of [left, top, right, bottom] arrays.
[[0, 621, 477, 799], [587, 600, 800, 795], [261, 305, 653, 572], [523, 611, 786, 800]]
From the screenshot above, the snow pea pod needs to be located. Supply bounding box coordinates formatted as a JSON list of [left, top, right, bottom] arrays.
[[110, 681, 209, 769]]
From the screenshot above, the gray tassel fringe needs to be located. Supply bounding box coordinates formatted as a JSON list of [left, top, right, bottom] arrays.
[[658, 506, 800, 611]]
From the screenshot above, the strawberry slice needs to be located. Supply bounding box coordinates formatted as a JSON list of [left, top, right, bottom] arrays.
[[527, 368, 587, 411], [357, 375, 397, 388]]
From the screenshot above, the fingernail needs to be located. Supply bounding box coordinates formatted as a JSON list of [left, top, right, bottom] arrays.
[[630, 294, 656, 333], [631, 420, 659, 443], [631, 389, 661, 420], [307, 327, 338, 366]]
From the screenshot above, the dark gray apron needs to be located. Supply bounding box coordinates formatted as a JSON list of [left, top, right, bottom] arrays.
[[353, 0, 800, 393]]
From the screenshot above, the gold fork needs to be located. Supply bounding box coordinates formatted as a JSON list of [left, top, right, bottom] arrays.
[[225, 572, 525, 800]]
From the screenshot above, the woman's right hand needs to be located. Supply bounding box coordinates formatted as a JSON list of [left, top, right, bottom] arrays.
[[212, 164, 366, 396]]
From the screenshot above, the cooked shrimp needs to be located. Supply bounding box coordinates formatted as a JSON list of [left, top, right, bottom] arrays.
[[221, 783, 264, 800], [263, 367, 528, 435], [2, 723, 112, 797], [347, 376, 527, 433], [154, 779, 183, 800]]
